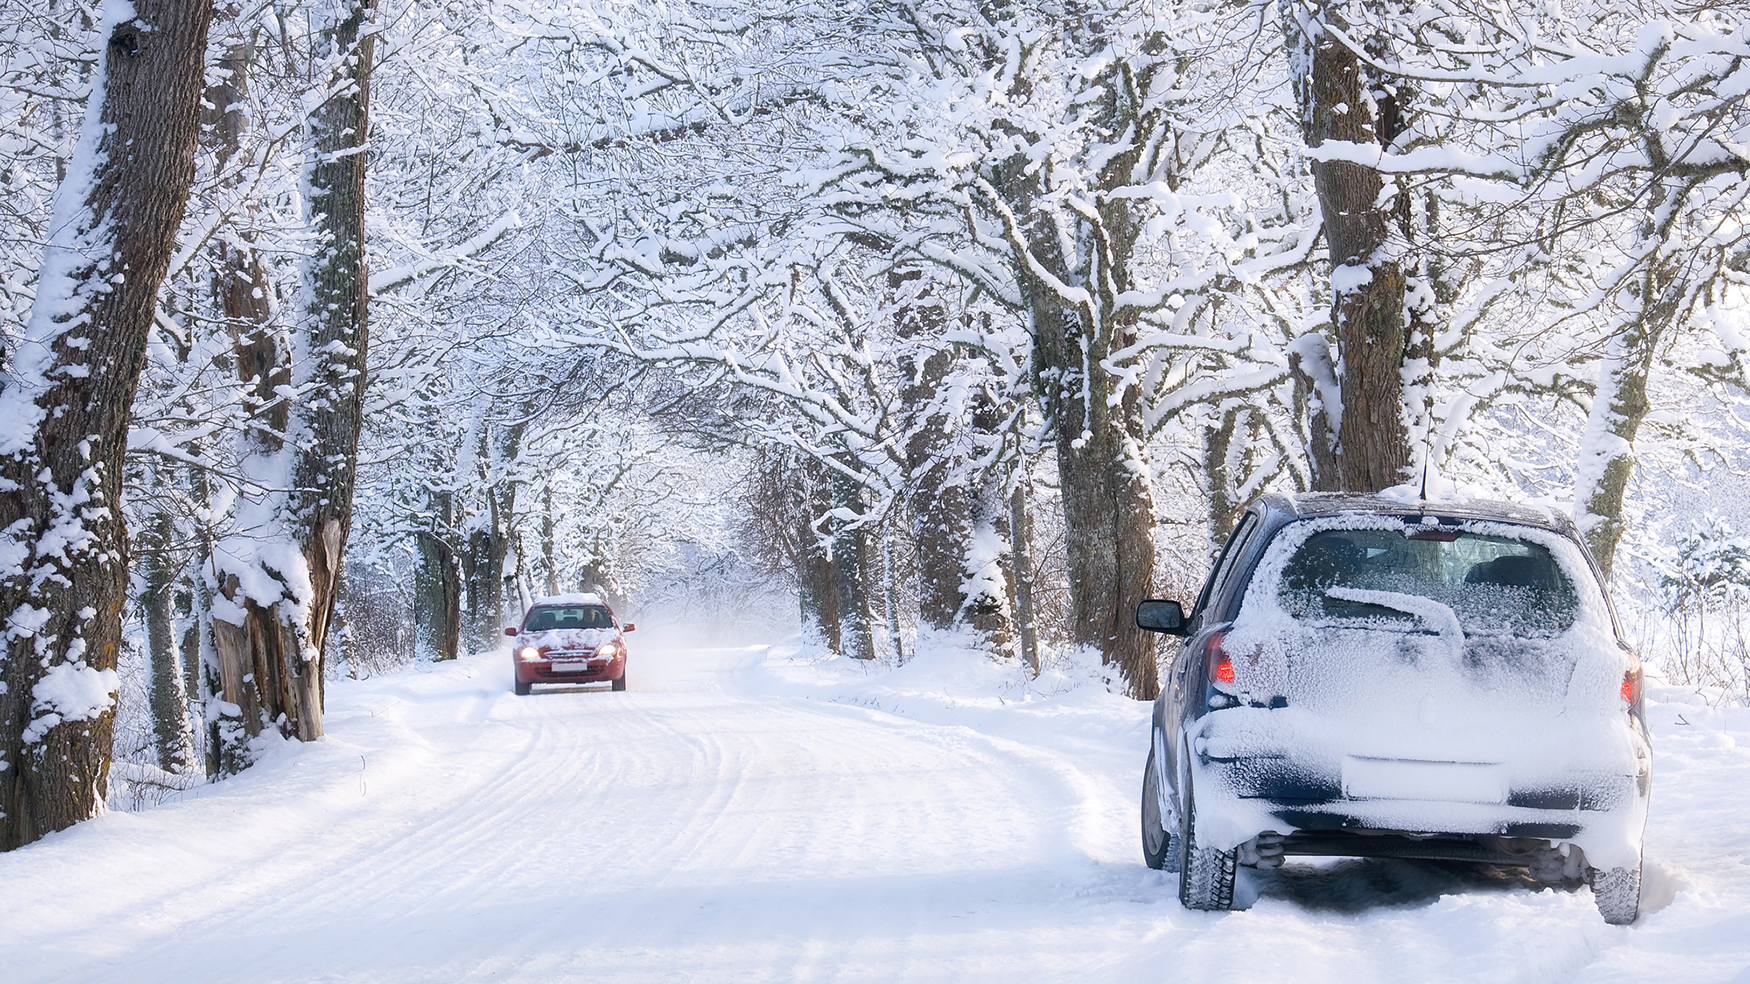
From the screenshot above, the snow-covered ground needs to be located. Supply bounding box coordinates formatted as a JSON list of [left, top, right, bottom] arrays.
[[4, 635, 1748, 983]]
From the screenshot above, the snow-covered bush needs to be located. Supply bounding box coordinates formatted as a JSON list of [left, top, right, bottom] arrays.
[[1659, 516, 1750, 700]]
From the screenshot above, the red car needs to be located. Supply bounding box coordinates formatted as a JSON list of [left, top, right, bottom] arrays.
[[505, 595, 634, 695]]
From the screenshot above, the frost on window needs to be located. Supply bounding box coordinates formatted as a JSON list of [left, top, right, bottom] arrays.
[[1274, 527, 1579, 639]]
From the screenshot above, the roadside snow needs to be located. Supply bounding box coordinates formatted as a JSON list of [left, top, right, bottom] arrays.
[[0, 637, 1745, 983]]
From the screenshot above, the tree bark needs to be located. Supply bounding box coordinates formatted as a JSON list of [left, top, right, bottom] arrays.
[[1005, 99, 1159, 695], [140, 511, 195, 772], [413, 401, 461, 660], [541, 484, 560, 596], [0, 0, 215, 850], [462, 420, 522, 647], [1008, 483, 1039, 676], [961, 400, 1013, 655], [281, 0, 376, 726], [204, 0, 376, 764], [1574, 312, 1665, 582], [798, 464, 840, 651], [832, 468, 878, 660], [1292, 2, 1412, 493], [415, 525, 461, 661], [895, 270, 973, 635], [1034, 299, 1158, 695]]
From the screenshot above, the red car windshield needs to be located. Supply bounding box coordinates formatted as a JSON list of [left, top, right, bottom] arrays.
[[523, 606, 614, 631]]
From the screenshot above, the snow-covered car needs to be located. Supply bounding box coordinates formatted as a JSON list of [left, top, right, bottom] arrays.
[[505, 594, 635, 695], [1136, 493, 1651, 923]]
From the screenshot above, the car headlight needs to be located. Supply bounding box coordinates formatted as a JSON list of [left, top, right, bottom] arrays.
[[517, 646, 542, 661], [597, 643, 620, 658]]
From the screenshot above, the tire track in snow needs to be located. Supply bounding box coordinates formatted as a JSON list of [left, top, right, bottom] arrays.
[[6, 649, 1737, 984]]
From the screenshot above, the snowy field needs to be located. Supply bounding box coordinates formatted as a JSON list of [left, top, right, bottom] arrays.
[[4, 635, 1748, 984]]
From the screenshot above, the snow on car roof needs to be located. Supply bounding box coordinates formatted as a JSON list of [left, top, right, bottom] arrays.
[[529, 593, 607, 607], [1263, 492, 1569, 531]]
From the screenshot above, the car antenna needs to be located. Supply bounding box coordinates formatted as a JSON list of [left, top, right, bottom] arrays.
[[1419, 455, 1431, 502]]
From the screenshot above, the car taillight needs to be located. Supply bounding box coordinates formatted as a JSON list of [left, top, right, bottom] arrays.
[[1203, 631, 1235, 687], [1214, 651, 1235, 685], [1621, 656, 1642, 705]]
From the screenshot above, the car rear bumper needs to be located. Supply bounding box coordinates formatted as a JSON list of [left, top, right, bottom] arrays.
[[1188, 721, 1650, 868]]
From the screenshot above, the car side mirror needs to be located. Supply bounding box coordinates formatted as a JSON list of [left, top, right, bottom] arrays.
[[622, 623, 636, 632], [504, 626, 518, 637], [1135, 600, 1188, 636]]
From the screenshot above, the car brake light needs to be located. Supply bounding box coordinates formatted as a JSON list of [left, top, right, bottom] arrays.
[[1621, 665, 1641, 704], [1202, 631, 1235, 687]]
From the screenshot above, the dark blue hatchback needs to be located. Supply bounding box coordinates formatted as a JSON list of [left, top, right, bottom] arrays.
[[1137, 493, 1650, 923]]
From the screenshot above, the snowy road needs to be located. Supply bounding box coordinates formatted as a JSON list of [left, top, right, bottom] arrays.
[[4, 640, 1748, 983]]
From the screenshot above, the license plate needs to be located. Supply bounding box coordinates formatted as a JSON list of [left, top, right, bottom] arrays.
[[552, 660, 591, 673], [1342, 757, 1510, 804]]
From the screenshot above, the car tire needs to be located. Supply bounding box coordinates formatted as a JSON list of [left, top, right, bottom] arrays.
[[1590, 861, 1642, 925], [1142, 745, 1180, 872], [514, 676, 531, 696], [1178, 769, 1237, 911], [611, 672, 627, 692]]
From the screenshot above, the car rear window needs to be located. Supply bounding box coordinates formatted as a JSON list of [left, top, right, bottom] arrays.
[[524, 606, 615, 631], [1274, 526, 1579, 637]]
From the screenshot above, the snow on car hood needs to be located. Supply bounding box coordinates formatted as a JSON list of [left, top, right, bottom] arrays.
[[521, 627, 617, 651]]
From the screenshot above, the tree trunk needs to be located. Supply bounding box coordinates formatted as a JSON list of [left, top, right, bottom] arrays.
[[203, 5, 376, 765], [986, 49, 1160, 696], [961, 401, 1014, 655], [1572, 168, 1696, 582], [282, 0, 376, 721], [1008, 483, 1040, 676], [882, 525, 905, 663], [413, 404, 461, 661], [141, 511, 195, 772], [1574, 315, 1664, 583], [799, 464, 840, 651], [1292, 2, 1412, 493], [832, 469, 878, 660], [181, 451, 222, 776], [462, 423, 521, 648], [204, 26, 297, 752], [541, 485, 560, 596], [414, 524, 461, 661], [1021, 228, 1157, 697], [895, 270, 973, 635], [1204, 408, 1242, 548], [1037, 314, 1158, 695], [0, 0, 215, 850]]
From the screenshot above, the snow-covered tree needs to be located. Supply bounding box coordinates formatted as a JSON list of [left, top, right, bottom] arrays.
[[0, 0, 214, 849]]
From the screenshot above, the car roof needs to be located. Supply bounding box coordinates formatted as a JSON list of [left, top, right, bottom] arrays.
[[528, 593, 608, 608], [1254, 492, 1578, 535]]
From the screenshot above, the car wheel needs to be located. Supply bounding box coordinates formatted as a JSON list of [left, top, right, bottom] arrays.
[[611, 671, 627, 692], [1142, 745, 1180, 872], [1178, 768, 1237, 911], [1590, 862, 1641, 925], [514, 676, 531, 696]]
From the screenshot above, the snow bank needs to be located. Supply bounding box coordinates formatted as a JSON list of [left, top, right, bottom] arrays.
[[737, 631, 1133, 728]]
